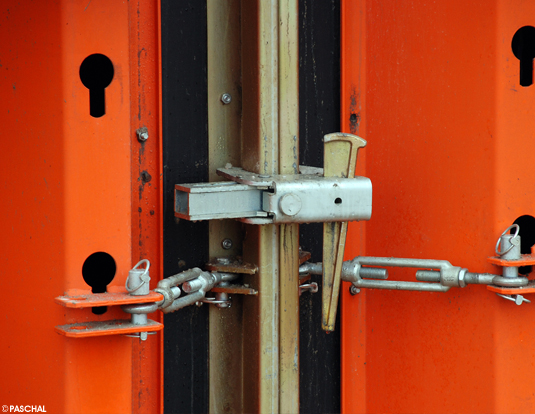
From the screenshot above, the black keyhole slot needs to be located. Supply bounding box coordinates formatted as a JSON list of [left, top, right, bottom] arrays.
[[512, 26, 535, 87], [82, 251, 117, 314], [79, 54, 114, 118], [511, 215, 535, 275], [334, 198, 342, 204]]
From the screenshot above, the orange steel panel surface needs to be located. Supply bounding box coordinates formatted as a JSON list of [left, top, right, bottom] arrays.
[[0, 1, 162, 413], [341, 1, 535, 413]]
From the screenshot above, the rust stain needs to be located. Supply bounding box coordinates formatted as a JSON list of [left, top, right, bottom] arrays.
[[349, 86, 360, 134]]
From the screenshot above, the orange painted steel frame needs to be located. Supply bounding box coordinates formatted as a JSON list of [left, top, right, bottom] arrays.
[[0, 2, 162, 413], [342, 1, 535, 413]]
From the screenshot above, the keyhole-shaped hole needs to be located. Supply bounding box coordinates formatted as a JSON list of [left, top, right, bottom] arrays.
[[512, 26, 535, 87], [82, 252, 116, 314], [79, 54, 114, 117], [512, 215, 535, 274]]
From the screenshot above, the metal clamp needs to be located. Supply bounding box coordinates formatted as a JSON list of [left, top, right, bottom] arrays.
[[154, 268, 238, 313], [174, 165, 372, 224]]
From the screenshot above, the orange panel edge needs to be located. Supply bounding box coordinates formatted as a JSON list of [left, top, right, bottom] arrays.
[[128, 1, 163, 413], [341, 1, 368, 413]]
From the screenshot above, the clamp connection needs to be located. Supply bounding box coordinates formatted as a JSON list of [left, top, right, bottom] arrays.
[[120, 261, 240, 337], [154, 267, 238, 313], [299, 225, 532, 306], [300, 256, 528, 293], [122, 260, 159, 340], [487, 224, 535, 305], [174, 165, 372, 224]]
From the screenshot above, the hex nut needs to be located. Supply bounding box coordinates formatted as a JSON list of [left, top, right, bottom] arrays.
[[136, 127, 149, 142]]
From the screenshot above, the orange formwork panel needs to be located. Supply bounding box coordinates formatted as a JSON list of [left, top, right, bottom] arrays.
[[0, 1, 162, 413], [342, 1, 535, 413]]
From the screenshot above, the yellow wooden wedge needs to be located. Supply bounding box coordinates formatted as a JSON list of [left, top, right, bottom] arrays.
[[322, 133, 367, 332]]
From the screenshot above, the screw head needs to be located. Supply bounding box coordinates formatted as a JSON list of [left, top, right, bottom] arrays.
[[136, 127, 149, 142], [221, 238, 233, 250], [221, 93, 232, 104], [349, 286, 360, 296]]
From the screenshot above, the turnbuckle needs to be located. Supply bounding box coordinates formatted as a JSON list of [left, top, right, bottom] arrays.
[[347, 256, 528, 292], [300, 256, 529, 294], [343, 257, 466, 292]]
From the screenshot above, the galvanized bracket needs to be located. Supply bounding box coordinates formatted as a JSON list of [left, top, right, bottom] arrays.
[[174, 165, 372, 224]]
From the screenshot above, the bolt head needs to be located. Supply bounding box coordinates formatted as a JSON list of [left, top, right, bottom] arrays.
[[221, 238, 233, 250], [221, 93, 232, 104], [136, 127, 149, 142], [349, 286, 360, 296]]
